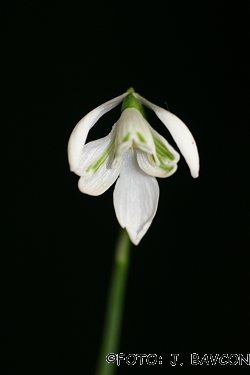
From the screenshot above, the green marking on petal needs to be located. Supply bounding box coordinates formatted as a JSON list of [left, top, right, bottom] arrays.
[[151, 154, 156, 163], [152, 135, 175, 160], [86, 139, 115, 173], [148, 154, 175, 172], [136, 132, 146, 143], [148, 153, 174, 173], [122, 132, 130, 142], [159, 162, 174, 172]]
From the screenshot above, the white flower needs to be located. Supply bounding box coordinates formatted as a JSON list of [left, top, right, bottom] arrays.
[[68, 89, 199, 245]]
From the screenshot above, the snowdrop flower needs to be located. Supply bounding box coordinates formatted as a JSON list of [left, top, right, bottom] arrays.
[[68, 89, 199, 245]]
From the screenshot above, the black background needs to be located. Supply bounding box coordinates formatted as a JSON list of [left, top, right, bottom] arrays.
[[2, 1, 249, 374]]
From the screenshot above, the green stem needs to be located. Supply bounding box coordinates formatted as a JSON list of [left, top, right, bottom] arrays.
[[95, 228, 131, 375]]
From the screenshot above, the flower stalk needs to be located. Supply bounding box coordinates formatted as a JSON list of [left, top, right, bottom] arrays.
[[95, 229, 131, 375]]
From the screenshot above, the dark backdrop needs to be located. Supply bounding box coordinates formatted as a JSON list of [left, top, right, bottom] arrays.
[[2, 1, 249, 374]]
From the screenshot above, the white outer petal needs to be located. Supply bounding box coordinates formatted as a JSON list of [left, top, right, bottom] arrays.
[[68, 92, 127, 172], [113, 150, 159, 245], [135, 94, 200, 178]]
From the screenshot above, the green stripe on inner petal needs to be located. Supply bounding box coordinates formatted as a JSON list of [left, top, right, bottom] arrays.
[[159, 162, 174, 172], [152, 135, 175, 161], [86, 139, 115, 173], [122, 132, 130, 142], [148, 153, 173, 168], [136, 132, 146, 143]]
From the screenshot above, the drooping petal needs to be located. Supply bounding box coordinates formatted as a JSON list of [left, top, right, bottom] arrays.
[[136, 149, 178, 178], [68, 92, 127, 173], [112, 108, 159, 168], [78, 125, 121, 196], [113, 150, 159, 245], [135, 94, 200, 178]]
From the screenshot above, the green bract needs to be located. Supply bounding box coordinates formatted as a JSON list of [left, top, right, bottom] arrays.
[[121, 92, 146, 118]]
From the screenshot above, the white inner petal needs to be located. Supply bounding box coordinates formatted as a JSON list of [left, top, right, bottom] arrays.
[[136, 149, 178, 178], [113, 108, 158, 167], [77, 125, 121, 196], [78, 125, 117, 176]]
